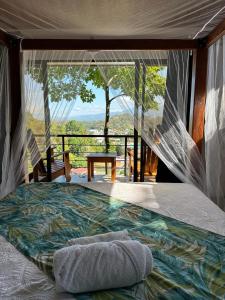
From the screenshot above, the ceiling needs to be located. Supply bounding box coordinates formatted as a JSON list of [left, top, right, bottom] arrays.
[[0, 0, 225, 40]]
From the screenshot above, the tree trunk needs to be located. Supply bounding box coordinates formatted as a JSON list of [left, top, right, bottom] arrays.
[[104, 86, 110, 153], [104, 86, 110, 175]]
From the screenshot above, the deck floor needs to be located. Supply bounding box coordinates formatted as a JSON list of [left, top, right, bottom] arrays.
[[54, 171, 155, 184]]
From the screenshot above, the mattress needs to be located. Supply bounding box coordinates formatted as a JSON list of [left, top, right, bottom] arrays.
[[0, 182, 225, 299], [80, 182, 225, 236]]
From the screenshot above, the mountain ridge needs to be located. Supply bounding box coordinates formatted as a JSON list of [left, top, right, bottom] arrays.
[[72, 111, 123, 121]]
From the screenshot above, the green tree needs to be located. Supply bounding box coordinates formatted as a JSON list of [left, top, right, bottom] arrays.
[[29, 64, 95, 104], [64, 120, 104, 167], [84, 65, 166, 152], [29, 63, 166, 153], [65, 120, 90, 156]]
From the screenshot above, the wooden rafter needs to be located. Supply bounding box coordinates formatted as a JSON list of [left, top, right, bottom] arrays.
[[207, 18, 225, 47]]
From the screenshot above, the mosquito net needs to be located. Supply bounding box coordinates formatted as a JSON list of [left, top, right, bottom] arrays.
[[93, 50, 206, 191], [0, 0, 225, 39], [0, 45, 11, 197], [0, 47, 209, 204], [205, 36, 225, 211]]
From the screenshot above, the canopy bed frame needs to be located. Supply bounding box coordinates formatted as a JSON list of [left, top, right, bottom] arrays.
[[0, 2, 225, 299], [1, 23, 223, 183]]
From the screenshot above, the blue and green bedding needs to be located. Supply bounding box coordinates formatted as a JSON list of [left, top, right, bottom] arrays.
[[0, 182, 224, 299]]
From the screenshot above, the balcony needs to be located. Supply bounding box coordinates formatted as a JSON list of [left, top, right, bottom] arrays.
[[31, 134, 157, 183]]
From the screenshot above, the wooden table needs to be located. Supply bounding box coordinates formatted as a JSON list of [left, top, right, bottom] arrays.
[[87, 153, 117, 182]]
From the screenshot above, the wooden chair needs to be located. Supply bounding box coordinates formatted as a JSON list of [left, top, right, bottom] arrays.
[[127, 146, 158, 181], [145, 146, 158, 176], [27, 129, 71, 182], [127, 148, 140, 181]]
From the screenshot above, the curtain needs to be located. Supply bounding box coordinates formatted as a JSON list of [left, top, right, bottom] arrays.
[[157, 51, 189, 182], [1, 48, 207, 198], [93, 50, 206, 191], [22, 50, 93, 169], [0, 45, 12, 197], [205, 36, 225, 211]]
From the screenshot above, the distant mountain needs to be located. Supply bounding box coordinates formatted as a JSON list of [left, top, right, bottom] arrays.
[[84, 113, 134, 135], [72, 111, 123, 122]]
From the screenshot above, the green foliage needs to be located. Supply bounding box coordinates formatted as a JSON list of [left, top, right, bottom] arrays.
[[63, 120, 104, 167], [26, 112, 45, 134], [65, 120, 87, 135], [29, 65, 95, 103], [29, 64, 166, 110], [84, 65, 166, 110], [84, 66, 106, 88], [27, 62, 166, 167], [115, 144, 123, 156], [85, 113, 133, 135]]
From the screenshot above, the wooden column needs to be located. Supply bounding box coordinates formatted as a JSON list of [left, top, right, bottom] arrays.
[[133, 61, 140, 182], [192, 46, 208, 152], [186, 51, 193, 132]]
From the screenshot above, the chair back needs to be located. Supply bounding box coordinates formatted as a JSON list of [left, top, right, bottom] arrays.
[[127, 148, 134, 169], [27, 129, 46, 173]]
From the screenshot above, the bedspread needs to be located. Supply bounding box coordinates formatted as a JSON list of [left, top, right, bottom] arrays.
[[0, 182, 224, 300]]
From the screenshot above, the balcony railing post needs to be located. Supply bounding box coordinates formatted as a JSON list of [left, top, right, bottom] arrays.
[[62, 135, 65, 161], [140, 138, 146, 182], [124, 136, 127, 176], [46, 146, 52, 182]]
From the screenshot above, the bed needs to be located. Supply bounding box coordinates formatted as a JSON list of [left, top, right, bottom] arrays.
[[0, 182, 225, 299]]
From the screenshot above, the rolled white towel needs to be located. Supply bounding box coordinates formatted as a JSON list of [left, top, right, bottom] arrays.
[[67, 230, 131, 246], [53, 240, 153, 294]]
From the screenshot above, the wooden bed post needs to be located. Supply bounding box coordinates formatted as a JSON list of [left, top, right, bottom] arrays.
[[0, 29, 10, 48], [9, 38, 22, 139], [134, 61, 140, 182], [193, 17, 225, 152], [192, 42, 208, 153], [140, 63, 146, 182]]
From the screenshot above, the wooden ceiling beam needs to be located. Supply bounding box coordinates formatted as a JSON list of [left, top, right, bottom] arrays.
[[207, 18, 225, 47], [22, 39, 199, 50]]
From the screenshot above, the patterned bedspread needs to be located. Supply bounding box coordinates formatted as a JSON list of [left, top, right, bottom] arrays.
[[0, 182, 224, 300]]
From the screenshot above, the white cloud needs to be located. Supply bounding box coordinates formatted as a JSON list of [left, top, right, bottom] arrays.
[[74, 107, 81, 111]]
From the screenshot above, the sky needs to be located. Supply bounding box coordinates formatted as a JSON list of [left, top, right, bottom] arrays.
[[26, 67, 166, 122], [50, 68, 167, 121], [66, 82, 125, 119], [26, 76, 127, 121]]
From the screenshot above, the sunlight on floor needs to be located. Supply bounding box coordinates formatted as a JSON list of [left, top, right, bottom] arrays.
[[54, 173, 156, 184], [53, 174, 130, 184]]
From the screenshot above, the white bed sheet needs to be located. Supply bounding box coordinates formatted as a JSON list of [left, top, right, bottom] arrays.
[[80, 182, 225, 236], [0, 182, 224, 299]]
